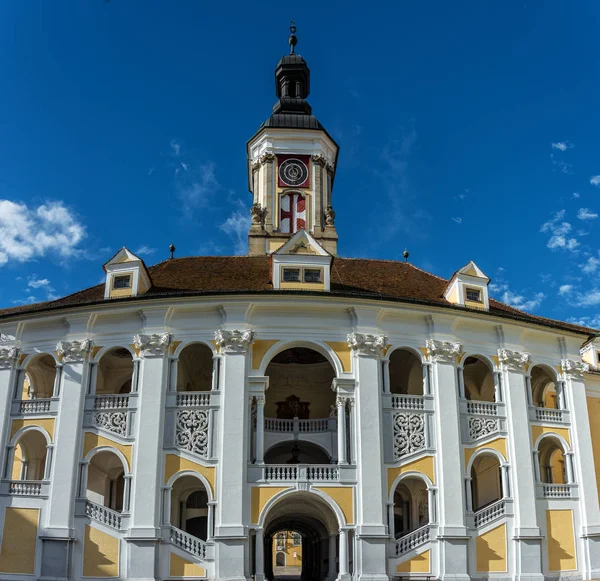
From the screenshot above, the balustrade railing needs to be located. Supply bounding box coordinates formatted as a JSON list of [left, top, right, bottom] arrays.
[[18, 399, 51, 414], [264, 417, 333, 433], [264, 464, 339, 482], [391, 395, 425, 410], [85, 500, 122, 529], [170, 525, 207, 559], [265, 418, 294, 432], [534, 408, 564, 423], [541, 484, 572, 498], [473, 499, 505, 528], [466, 401, 498, 416], [94, 395, 130, 410], [9, 480, 42, 496], [176, 392, 211, 407], [395, 525, 430, 556]]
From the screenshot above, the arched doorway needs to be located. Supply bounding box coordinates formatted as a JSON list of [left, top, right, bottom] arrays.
[[389, 349, 423, 395], [177, 343, 213, 392], [537, 436, 569, 484], [96, 348, 134, 394], [259, 491, 347, 581], [170, 474, 210, 540], [10, 429, 48, 481], [86, 450, 126, 511], [22, 354, 57, 399], [530, 366, 559, 409], [470, 453, 503, 511], [392, 476, 429, 538], [463, 356, 495, 402]]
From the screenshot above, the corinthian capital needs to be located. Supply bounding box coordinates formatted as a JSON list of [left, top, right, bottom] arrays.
[[133, 333, 172, 357], [498, 349, 531, 372], [347, 333, 387, 357], [0, 346, 20, 369], [214, 329, 255, 354], [56, 339, 93, 363], [426, 340, 462, 363], [259, 152, 275, 164], [561, 359, 589, 379]]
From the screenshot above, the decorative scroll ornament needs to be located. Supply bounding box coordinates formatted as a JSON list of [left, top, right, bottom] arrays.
[[425, 340, 462, 363], [393, 412, 425, 460], [176, 409, 209, 458], [93, 411, 127, 437], [214, 329, 255, 354], [561, 359, 589, 379], [0, 346, 20, 369], [497, 349, 531, 371], [347, 333, 387, 357], [133, 333, 172, 357], [468, 416, 499, 441], [259, 152, 276, 164], [250, 203, 264, 225], [325, 205, 336, 226], [56, 339, 93, 363], [311, 154, 327, 167]]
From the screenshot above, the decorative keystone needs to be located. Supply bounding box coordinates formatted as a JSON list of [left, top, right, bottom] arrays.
[[133, 333, 172, 358], [498, 349, 531, 372], [56, 339, 93, 363], [214, 329, 255, 354], [426, 340, 462, 363], [561, 359, 589, 379], [0, 346, 20, 369], [347, 333, 387, 357]]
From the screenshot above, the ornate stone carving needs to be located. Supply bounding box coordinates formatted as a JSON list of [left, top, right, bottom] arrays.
[[93, 411, 127, 437], [251, 159, 262, 172], [347, 333, 387, 357], [326, 162, 335, 173], [393, 412, 425, 460], [426, 340, 462, 363], [133, 333, 172, 357], [497, 349, 531, 371], [176, 409, 209, 458], [259, 152, 275, 164], [468, 416, 499, 441], [214, 329, 255, 354], [311, 154, 327, 167], [250, 203, 264, 225], [561, 359, 589, 379], [0, 346, 20, 369], [325, 205, 336, 226], [56, 339, 93, 363]]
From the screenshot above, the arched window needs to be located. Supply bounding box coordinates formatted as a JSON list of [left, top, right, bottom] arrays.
[[393, 476, 429, 538], [538, 437, 567, 484], [11, 430, 48, 481], [96, 348, 134, 394], [23, 354, 56, 399], [86, 450, 126, 511], [280, 193, 306, 234], [470, 454, 502, 511], [463, 356, 495, 402], [170, 475, 209, 541], [177, 344, 213, 392], [389, 349, 423, 395], [530, 366, 558, 409]]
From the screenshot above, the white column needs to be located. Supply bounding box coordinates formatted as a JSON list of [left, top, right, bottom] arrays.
[[428, 487, 437, 523], [207, 501, 216, 541], [493, 371, 502, 402], [336, 396, 347, 465], [387, 503, 395, 538], [339, 529, 349, 576], [557, 379, 567, 410], [382, 360, 390, 394], [131, 358, 141, 392], [501, 465, 511, 498], [44, 445, 54, 480], [214, 328, 254, 581], [87, 362, 98, 394], [328, 533, 337, 578], [0, 347, 20, 480], [525, 374, 533, 406], [211, 356, 220, 391], [457, 365, 466, 399], [465, 478, 473, 513], [169, 357, 178, 392], [532, 450, 541, 482], [256, 396, 265, 465], [123, 475, 132, 512], [348, 398, 356, 464], [255, 529, 264, 581], [422, 362, 431, 395], [52, 363, 63, 397]]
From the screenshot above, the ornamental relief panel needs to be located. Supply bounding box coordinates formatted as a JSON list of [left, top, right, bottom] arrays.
[[93, 411, 128, 437], [175, 409, 209, 459], [393, 412, 426, 460], [468, 416, 499, 441]]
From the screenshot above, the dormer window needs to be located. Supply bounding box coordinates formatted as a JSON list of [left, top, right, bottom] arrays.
[[304, 269, 322, 283], [443, 261, 490, 310], [283, 268, 301, 282], [466, 288, 482, 303], [113, 275, 131, 290]]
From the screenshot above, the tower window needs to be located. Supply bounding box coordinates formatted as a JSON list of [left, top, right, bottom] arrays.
[[304, 269, 322, 283], [465, 288, 482, 303], [280, 192, 307, 233], [113, 275, 131, 289], [283, 269, 301, 282]]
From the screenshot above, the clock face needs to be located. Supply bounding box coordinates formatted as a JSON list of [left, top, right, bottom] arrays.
[[279, 158, 309, 187]]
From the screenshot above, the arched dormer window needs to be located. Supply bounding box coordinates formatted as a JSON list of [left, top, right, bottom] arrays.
[[280, 192, 306, 234]]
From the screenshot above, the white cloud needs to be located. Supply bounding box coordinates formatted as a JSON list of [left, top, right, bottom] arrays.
[[134, 245, 156, 256], [571, 289, 600, 307], [219, 211, 250, 255], [550, 154, 572, 174], [581, 256, 600, 274], [170, 139, 181, 157], [568, 314, 600, 329], [501, 290, 545, 312], [176, 163, 218, 209], [551, 141, 573, 151], [572, 192, 580, 199], [540, 210, 579, 252], [591, 176, 600, 187], [0, 200, 85, 266], [27, 277, 50, 289], [559, 284, 573, 295], [451, 217, 462, 224], [577, 208, 598, 220]]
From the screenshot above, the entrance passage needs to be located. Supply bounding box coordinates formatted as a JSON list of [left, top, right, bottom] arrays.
[[257, 491, 350, 581]]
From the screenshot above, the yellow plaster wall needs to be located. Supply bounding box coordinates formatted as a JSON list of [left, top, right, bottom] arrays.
[[387, 456, 435, 495], [0, 507, 39, 574], [446, 284, 459, 304], [532, 425, 571, 447], [10, 418, 55, 441], [82, 432, 132, 470], [586, 396, 600, 504], [396, 550, 430, 573], [83, 525, 119, 578], [279, 281, 326, 291], [464, 437, 507, 467], [108, 271, 134, 298], [272, 534, 302, 567], [324, 342, 351, 373], [546, 510, 577, 572], [11, 444, 22, 479], [164, 454, 216, 496], [251, 487, 291, 524], [253, 340, 279, 370], [169, 553, 206, 577], [268, 239, 285, 253], [314, 486, 354, 524], [476, 523, 507, 573]]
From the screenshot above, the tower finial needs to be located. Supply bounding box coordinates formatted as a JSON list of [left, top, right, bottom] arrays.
[[288, 19, 297, 54], [403, 248, 410, 263]]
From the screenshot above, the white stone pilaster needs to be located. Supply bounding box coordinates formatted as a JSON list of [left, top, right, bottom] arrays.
[[255, 396, 265, 465], [336, 396, 347, 465], [0, 345, 20, 481]]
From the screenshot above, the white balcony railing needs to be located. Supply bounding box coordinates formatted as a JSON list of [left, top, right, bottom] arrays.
[[85, 500, 122, 529], [176, 392, 211, 407], [17, 399, 52, 414], [264, 464, 340, 482], [533, 407, 564, 423], [94, 395, 130, 410], [170, 525, 208, 559], [390, 395, 425, 411], [541, 484, 572, 498], [264, 417, 333, 433], [473, 499, 505, 528], [466, 401, 498, 416], [9, 480, 42, 496], [395, 525, 430, 556]]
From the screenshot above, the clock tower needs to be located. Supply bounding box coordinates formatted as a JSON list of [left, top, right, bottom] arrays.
[[247, 23, 339, 256]]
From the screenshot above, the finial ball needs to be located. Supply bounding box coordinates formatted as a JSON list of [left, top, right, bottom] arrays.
[[403, 249, 410, 262]]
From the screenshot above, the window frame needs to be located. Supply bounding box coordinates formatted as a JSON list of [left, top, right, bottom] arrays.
[[281, 266, 324, 285], [112, 275, 132, 290], [282, 268, 301, 283], [465, 287, 482, 303]]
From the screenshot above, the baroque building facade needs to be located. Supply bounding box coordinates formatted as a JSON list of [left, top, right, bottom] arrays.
[[1, 25, 600, 581]]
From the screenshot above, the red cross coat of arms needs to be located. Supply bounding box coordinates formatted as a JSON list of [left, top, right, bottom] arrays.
[[280, 193, 306, 234]]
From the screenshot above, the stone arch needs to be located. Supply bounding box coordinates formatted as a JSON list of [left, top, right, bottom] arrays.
[[264, 440, 332, 465], [84, 445, 130, 473], [168, 472, 211, 540], [535, 433, 570, 484], [10, 426, 51, 481], [465, 447, 507, 475], [529, 364, 559, 409], [388, 347, 424, 395], [176, 342, 214, 392], [388, 471, 434, 503], [22, 353, 57, 399], [166, 470, 214, 503], [95, 347, 134, 394], [391, 472, 431, 537], [92, 344, 136, 364], [258, 340, 343, 378], [84, 448, 127, 511], [173, 340, 217, 359], [469, 451, 503, 511], [462, 354, 495, 402]]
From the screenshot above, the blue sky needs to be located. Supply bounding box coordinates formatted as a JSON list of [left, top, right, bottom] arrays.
[[1, 1, 599, 329]]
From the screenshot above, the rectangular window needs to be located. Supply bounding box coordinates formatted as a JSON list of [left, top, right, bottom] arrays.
[[113, 275, 131, 289], [465, 287, 482, 302], [304, 269, 322, 283], [292, 533, 301, 546], [283, 268, 301, 282]]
